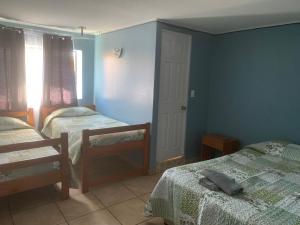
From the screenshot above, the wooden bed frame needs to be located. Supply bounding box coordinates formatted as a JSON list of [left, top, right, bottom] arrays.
[[40, 104, 150, 193], [0, 108, 35, 127], [0, 109, 69, 199]]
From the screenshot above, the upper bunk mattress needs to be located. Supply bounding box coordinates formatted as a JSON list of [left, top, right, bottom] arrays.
[[41, 107, 145, 164], [145, 141, 300, 225]]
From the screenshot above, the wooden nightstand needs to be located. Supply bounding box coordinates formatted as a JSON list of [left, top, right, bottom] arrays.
[[201, 134, 240, 160]]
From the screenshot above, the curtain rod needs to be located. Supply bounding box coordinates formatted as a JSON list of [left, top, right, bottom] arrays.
[[23, 27, 94, 40], [0, 24, 23, 33], [0, 23, 95, 40]]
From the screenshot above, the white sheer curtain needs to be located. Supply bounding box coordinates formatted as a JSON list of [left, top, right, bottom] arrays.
[[24, 31, 43, 126]]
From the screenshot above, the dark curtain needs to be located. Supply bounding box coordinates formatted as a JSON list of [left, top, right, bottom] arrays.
[[42, 34, 77, 106], [0, 26, 26, 111]]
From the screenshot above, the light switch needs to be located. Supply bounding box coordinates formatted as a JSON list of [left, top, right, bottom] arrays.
[[190, 89, 195, 98]]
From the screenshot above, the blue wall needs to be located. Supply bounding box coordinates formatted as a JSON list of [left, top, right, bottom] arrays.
[[94, 21, 300, 168], [0, 21, 95, 105], [94, 22, 213, 168], [207, 24, 300, 145], [94, 22, 157, 124]]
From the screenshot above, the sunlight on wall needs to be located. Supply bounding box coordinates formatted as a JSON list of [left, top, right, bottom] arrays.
[[102, 54, 118, 100]]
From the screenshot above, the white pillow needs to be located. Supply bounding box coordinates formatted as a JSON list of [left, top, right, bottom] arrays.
[[0, 116, 31, 131], [246, 141, 290, 156]]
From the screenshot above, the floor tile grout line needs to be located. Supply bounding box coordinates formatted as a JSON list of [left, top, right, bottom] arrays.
[[4, 174, 161, 225], [94, 195, 137, 208], [105, 205, 125, 225], [6, 197, 158, 225], [66, 208, 108, 224], [6, 199, 16, 225], [135, 217, 153, 225], [57, 190, 127, 224], [8, 198, 18, 225], [135, 217, 152, 225], [90, 182, 140, 207], [136, 194, 150, 203], [106, 185, 150, 206], [8, 192, 146, 225], [9, 202, 61, 225], [121, 182, 149, 198], [54, 201, 70, 225], [54, 191, 105, 224], [88, 190, 106, 207], [8, 194, 54, 216], [105, 197, 152, 225], [8, 189, 102, 224]]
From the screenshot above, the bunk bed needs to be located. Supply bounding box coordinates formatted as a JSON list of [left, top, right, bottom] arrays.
[[0, 108, 69, 199], [40, 105, 150, 193]]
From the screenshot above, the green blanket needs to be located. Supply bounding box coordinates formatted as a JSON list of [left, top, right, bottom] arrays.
[[145, 141, 300, 225], [42, 107, 144, 164]]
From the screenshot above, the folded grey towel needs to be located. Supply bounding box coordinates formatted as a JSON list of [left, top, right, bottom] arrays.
[[199, 178, 220, 192], [200, 169, 243, 195]]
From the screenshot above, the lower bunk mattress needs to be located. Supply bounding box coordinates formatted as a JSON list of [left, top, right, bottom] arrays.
[[41, 107, 146, 165], [0, 128, 59, 182]]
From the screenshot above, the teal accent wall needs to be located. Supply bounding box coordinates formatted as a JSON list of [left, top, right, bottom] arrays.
[[94, 22, 157, 124], [0, 21, 95, 105], [207, 24, 300, 145]]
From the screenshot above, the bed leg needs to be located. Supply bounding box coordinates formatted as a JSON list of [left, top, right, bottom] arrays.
[[143, 123, 150, 175], [81, 161, 89, 193], [60, 133, 69, 199], [61, 177, 69, 199], [81, 130, 89, 193]]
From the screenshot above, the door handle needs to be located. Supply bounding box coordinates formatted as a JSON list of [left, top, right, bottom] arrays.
[[181, 106, 187, 111]]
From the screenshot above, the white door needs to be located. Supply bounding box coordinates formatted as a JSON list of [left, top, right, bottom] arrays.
[[156, 29, 191, 162]]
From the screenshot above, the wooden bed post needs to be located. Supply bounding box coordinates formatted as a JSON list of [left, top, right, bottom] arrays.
[[143, 123, 150, 175], [81, 129, 89, 193], [60, 132, 69, 199], [27, 108, 35, 127]]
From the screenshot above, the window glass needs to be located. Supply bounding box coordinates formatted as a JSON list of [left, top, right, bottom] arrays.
[[73, 50, 83, 100]]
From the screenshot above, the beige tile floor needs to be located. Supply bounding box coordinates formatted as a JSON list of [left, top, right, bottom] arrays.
[[0, 174, 164, 225]]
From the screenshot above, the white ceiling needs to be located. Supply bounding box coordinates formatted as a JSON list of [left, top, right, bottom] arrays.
[[0, 0, 300, 34]]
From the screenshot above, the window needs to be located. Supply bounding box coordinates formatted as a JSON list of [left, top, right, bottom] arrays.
[[73, 50, 83, 100], [25, 31, 43, 110], [25, 32, 83, 112]]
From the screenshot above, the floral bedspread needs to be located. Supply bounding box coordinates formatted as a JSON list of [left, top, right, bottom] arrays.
[[145, 141, 300, 225]]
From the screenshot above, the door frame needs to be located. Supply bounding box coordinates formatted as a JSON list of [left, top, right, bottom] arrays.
[[155, 28, 192, 163]]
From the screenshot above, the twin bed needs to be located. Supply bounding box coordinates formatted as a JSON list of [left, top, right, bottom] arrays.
[[146, 141, 300, 225], [0, 109, 69, 199], [0, 105, 150, 198], [40, 105, 150, 192]]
